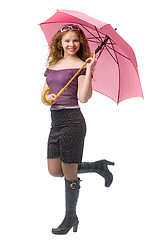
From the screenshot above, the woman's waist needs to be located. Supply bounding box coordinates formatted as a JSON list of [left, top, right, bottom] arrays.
[[50, 108, 86, 126], [51, 94, 78, 107], [50, 104, 79, 111]]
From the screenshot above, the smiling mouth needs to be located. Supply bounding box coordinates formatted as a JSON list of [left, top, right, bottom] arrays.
[[68, 48, 76, 50], [67, 48, 77, 53]]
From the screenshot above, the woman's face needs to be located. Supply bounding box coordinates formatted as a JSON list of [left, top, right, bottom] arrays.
[[61, 30, 80, 57]]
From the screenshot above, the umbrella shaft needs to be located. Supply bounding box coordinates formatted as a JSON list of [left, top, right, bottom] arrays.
[[95, 36, 109, 54]]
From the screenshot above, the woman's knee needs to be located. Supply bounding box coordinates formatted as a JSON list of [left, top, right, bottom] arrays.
[[48, 167, 63, 177], [48, 158, 63, 177]]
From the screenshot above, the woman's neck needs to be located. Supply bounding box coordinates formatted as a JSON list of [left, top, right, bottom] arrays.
[[63, 54, 79, 61], [50, 54, 84, 70]]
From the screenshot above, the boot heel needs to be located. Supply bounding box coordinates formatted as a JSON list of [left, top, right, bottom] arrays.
[[73, 222, 79, 232], [105, 172, 113, 187]]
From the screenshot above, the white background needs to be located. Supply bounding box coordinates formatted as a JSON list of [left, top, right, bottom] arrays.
[[1, 0, 160, 239]]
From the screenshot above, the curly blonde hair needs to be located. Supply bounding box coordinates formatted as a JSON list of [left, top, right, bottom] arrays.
[[47, 27, 91, 66]]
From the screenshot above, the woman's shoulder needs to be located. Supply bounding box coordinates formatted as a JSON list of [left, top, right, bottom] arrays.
[[48, 63, 57, 70]]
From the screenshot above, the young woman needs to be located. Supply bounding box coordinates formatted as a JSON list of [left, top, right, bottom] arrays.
[[42, 24, 114, 235]]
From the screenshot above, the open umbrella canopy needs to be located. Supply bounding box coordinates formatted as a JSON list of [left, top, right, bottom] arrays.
[[40, 9, 143, 104]]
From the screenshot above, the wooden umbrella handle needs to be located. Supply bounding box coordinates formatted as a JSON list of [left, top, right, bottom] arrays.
[[41, 88, 53, 105]]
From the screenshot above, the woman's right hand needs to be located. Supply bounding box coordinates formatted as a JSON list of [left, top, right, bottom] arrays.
[[46, 93, 57, 102]]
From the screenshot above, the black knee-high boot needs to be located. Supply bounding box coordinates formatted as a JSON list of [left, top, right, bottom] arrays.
[[78, 160, 115, 187], [52, 178, 80, 235]]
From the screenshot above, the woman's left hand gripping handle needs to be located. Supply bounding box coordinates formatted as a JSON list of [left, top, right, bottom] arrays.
[[42, 88, 57, 105]]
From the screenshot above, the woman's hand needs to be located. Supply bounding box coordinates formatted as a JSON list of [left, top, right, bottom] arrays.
[[86, 53, 98, 70], [46, 93, 57, 102]]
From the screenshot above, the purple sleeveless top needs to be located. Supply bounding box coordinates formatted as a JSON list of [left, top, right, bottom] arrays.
[[44, 68, 86, 107]]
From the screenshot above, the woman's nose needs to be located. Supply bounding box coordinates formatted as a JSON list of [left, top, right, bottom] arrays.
[[69, 41, 74, 46]]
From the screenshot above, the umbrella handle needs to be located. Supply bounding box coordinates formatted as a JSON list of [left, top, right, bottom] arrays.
[[41, 87, 66, 105], [41, 88, 52, 105], [42, 56, 93, 105]]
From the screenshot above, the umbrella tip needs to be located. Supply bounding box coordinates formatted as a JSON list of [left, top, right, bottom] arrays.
[[56, 9, 59, 11]]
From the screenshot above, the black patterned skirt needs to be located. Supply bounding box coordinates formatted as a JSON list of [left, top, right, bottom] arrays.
[[47, 108, 86, 164]]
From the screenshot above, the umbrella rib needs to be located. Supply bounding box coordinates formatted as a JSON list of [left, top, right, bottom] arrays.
[[94, 26, 103, 42], [104, 45, 118, 64], [106, 44, 131, 61], [80, 24, 102, 43], [87, 37, 112, 44], [109, 40, 121, 103], [87, 39, 101, 44]]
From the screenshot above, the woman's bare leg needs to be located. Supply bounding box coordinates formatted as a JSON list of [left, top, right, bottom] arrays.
[[47, 158, 78, 181], [48, 157, 63, 177], [61, 162, 78, 181]]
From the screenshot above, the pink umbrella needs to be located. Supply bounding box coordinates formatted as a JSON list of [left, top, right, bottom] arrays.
[[39, 9, 143, 104]]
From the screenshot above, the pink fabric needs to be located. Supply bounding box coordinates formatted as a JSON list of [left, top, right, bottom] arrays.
[[40, 9, 143, 103]]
